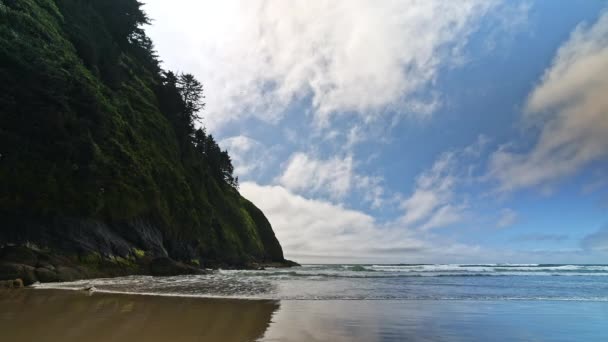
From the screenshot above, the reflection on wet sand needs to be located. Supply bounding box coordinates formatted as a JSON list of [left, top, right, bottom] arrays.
[[0, 289, 279, 342], [260, 300, 608, 342], [2, 290, 607, 342]]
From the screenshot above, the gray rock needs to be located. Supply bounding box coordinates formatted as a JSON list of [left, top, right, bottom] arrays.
[[56, 266, 81, 281], [0, 246, 38, 266], [0, 263, 37, 285], [149, 257, 204, 276], [35, 267, 60, 282]]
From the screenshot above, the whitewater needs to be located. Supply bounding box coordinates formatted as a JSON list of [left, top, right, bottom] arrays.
[[33, 264, 608, 301]]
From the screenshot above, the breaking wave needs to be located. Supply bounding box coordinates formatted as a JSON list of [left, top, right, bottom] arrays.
[[32, 264, 608, 301]]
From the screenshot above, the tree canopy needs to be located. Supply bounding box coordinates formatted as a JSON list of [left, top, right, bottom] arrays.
[[0, 0, 283, 267]]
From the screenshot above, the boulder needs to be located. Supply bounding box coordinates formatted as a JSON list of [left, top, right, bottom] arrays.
[[56, 266, 81, 281], [0, 263, 37, 285], [35, 267, 60, 282], [0, 246, 38, 266], [149, 257, 204, 276]]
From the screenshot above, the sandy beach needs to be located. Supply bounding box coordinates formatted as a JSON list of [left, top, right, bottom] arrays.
[[1, 288, 607, 341], [0, 289, 277, 342]]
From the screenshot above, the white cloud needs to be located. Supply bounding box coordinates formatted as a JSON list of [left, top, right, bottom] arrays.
[[398, 135, 491, 231], [241, 181, 601, 263], [489, 12, 608, 192], [496, 208, 518, 228], [277, 152, 386, 206], [356, 175, 386, 209], [278, 153, 354, 199], [219, 135, 270, 177], [144, 0, 499, 131], [400, 153, 464, 230], [240, 182, 482, 263]]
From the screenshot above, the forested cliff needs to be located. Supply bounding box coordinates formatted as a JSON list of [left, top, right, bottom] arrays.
[[0, 0, 293, 284]]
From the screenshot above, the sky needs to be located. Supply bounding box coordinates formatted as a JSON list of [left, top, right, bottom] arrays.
[[144, 0, 608, 264]]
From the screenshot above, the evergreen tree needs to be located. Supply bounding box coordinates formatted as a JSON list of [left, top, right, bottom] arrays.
[[178, 73, 205, 131], [90, 0, 150, 47], [193, 128, 207, 155]]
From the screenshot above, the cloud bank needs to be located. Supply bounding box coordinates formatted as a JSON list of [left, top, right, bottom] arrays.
[[145, 0, 497, 130], [489, 12, 608, 192], [240, 182, 486, 263], [240, 182, 425, 262], [143, 1, 606, 263], [581, 225, 608, 253]]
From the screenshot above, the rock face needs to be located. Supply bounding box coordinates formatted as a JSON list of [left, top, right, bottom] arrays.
[[149, 258, 201, 277], [0, 245, 206, 286], [0, 212, 298, 283], [0, 0, 297, 282]]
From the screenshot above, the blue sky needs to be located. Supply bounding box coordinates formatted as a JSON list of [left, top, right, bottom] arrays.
[[144, 0, 608, 263]]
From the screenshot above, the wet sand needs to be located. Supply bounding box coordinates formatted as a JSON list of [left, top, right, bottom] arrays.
[[1, 289, 607, 341], [0, 289, 278, 342]]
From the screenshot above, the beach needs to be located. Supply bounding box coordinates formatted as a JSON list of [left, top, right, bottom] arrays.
[[0, 289, 276, 342], [1, 288, 607, 341]]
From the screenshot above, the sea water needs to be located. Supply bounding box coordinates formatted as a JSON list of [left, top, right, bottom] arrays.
[[29, 264, 608, 341], [32, 264, 608, 301]]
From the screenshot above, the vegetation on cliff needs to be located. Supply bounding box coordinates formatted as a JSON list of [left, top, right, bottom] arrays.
[[0, 0, 292, 282]]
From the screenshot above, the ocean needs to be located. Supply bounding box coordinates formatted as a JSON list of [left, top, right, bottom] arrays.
[[32, 264, 608, 301], [18, 264, 608, 341]]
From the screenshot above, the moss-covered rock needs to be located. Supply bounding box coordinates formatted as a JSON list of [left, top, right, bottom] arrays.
[[149, 257, 204, 277], [35, 267, 60, 282], [0, 246, 39, 266], [0, 0, 295, 282]]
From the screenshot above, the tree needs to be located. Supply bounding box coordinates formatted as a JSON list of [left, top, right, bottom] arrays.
[[193, 128, 207, 155], [157, 71, 237, 188], [219, 150, 236, 186], [177, 73, 205, 130], [90, 0, 150, 47]]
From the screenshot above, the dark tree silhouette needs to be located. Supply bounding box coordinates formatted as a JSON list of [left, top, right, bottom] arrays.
[[178, 73, 205, 129], [193, 128, 207, 155], [156, 72, 237, 189]]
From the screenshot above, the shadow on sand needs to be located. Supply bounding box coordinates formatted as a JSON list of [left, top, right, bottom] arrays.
[[0, 289, 279, 342]]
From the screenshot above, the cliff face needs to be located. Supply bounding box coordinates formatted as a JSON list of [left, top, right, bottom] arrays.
[[0, 0, 293, 284]]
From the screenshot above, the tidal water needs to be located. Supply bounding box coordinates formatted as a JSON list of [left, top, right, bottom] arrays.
[[33, 264, 608, 301], [18, 264, 608, 341]]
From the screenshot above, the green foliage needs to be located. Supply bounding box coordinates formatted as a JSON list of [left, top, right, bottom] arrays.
[[79, 252, 103, 266], [0, 0, 283, 264], [133, 248, 146, 259]]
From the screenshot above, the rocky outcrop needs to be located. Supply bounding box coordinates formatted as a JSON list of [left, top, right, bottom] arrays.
[[0, 214, 210, 284], [0, 214, 212, 284], [0, 0, 297, 282], [0, 215, 171, 263], [0, 245, 205, 286], [0, 213, 296, 284]]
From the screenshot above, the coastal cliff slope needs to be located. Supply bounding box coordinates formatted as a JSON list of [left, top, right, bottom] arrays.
[[0, 0, 294, 285]]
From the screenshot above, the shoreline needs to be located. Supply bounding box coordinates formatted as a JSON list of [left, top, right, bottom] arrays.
[[2, 288, 607, 341], [30, 285, 275, 301], [0, 288, 279, 342], [27, 282, 608, 302]]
